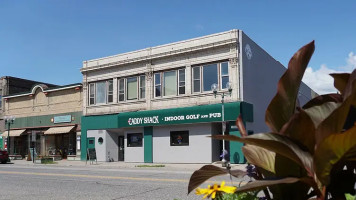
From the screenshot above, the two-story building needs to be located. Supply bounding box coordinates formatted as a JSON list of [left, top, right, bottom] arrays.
[[0, 76, 57, 149], [3, 83, 82, 160], [80, 30, 315, 164]]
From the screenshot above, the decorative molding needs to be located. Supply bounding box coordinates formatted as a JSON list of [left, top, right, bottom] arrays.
[[146, 63, 154, 81], [229, 58, 238, 68]]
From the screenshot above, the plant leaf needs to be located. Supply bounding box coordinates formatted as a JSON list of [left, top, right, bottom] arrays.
[[304, 102, 341, 128], [236, 177, 322, 198], [211, 133, 313, 175], [330, 73, 350, 95], [187, 165, 247, 194], [314, 124, 356, 185], [236, 115, 247, 137], [242, 145, 276, 173], [280, 108, 316, 153], [265, 41, 315, 133], [302, 93, 343, 110], [315, 70, 356, 145]]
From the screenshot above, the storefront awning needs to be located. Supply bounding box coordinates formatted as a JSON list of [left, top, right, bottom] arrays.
[[2, 129, 26, 137], [44, 126, 75, 135]]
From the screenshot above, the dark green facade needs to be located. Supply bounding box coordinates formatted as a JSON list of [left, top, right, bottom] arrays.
[[8, 112, 82, 129], [81, 102, 253, 163]]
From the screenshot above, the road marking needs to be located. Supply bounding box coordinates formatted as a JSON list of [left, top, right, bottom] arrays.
[[0, 170, 244, 185]]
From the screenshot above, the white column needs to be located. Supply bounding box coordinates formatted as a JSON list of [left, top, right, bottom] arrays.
[[186, 65, 192, 94]]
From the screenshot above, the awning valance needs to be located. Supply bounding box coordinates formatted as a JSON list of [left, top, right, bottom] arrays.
[[44, 126, 75, 135], [3, 129, 26, 137]]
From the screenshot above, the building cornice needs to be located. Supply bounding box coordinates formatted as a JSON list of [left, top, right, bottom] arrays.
[[81, 30, 239, 73]]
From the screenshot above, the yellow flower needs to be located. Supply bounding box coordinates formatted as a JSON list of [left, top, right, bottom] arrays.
[[195, 181, 237, 199]]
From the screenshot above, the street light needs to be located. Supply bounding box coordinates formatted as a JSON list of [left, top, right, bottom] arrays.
[[211, 82, 232, 167], [4, 116, 15, 154]]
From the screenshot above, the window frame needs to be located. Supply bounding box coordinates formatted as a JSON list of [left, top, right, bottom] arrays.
[[154, 68, 185, 98], [107, 80, 113, 103], [178, 69, 185, 95], [127, 133, 143, 147], [89, 83, 95, 105], [192, 61, 229, 93], [220, 62, 229, 90], [118, 75, 146, 102], [170, 130, 189, 146]]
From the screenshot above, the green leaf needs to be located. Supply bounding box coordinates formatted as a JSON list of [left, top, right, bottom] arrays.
[[314, 124, 356, 185], [345, 193, 356, 200], [280, 109, 316, 153], [242, 145, 276, 173], [265, 41, 315, 133], [330, 73, 350, 95], [211, 133, 313, 175], [187, 165, 247, 194]]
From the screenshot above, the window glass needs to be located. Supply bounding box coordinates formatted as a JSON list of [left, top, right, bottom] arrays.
[[127, 133, 143, 147], [178, 69, 185, 95], [98, 137, 103, 145], [107, 80, 113, 103], [96, 81, 106, 104], [203, 64, 218, 91], [127, 77, 138, 100], [89, 83, 95, 105], [119, 79, 125, 101], [155, 73, 161, 97], [140, 75, 145, 99], [193, 67, 200, 93], [221, 62, 229, 89], [170, 131, 189, 146], [164, 71, 177, 96]]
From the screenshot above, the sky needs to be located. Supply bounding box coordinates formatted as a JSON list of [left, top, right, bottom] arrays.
[[0, 1, 355, 94]]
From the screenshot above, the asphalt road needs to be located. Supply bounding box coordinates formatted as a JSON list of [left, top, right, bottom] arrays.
[[0, 163, 242, 200]]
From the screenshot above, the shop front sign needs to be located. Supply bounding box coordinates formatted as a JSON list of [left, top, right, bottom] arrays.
[[53, 115, 72, 124], [119, 102, 241, 127]]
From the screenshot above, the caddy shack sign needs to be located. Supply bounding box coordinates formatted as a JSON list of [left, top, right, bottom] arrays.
[[119, 102, 242, 127]]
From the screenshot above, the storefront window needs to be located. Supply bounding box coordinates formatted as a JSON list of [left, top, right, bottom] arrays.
[[127, 133, 142, 147], [170, 131, 189, 146]]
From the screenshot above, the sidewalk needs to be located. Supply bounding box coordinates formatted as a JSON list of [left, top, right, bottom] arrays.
[[10, 159, 247, 172]]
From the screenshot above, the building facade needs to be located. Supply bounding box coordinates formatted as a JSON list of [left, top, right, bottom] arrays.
[[80, 30, 315, 163], [0, 76, 57, 149], [2, 83, 82, 160]]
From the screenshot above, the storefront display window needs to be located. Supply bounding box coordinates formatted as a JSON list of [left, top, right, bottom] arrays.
[[170, 131, 189, 146], [127, 133, 142, 147]]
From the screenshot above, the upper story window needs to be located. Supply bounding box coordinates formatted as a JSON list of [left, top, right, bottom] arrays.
[[118, 75, 145, 102], [192, 61, 229, 93], [154, 68, 185, 98], [88, 80, 113, 105]]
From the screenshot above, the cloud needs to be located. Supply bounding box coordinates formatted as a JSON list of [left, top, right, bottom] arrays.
[[302, 52, 356, 95]]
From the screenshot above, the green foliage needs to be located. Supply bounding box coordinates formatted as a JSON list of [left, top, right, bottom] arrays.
[[220, 191, 258, 200], [188, 41, 356, 200]]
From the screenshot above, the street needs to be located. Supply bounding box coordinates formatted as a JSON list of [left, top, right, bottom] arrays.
[[0, 162, 243, 200]]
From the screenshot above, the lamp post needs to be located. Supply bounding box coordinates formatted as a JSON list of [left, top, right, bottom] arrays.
[[211, 82, 232, 167], [4, 116, 15, 154]]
